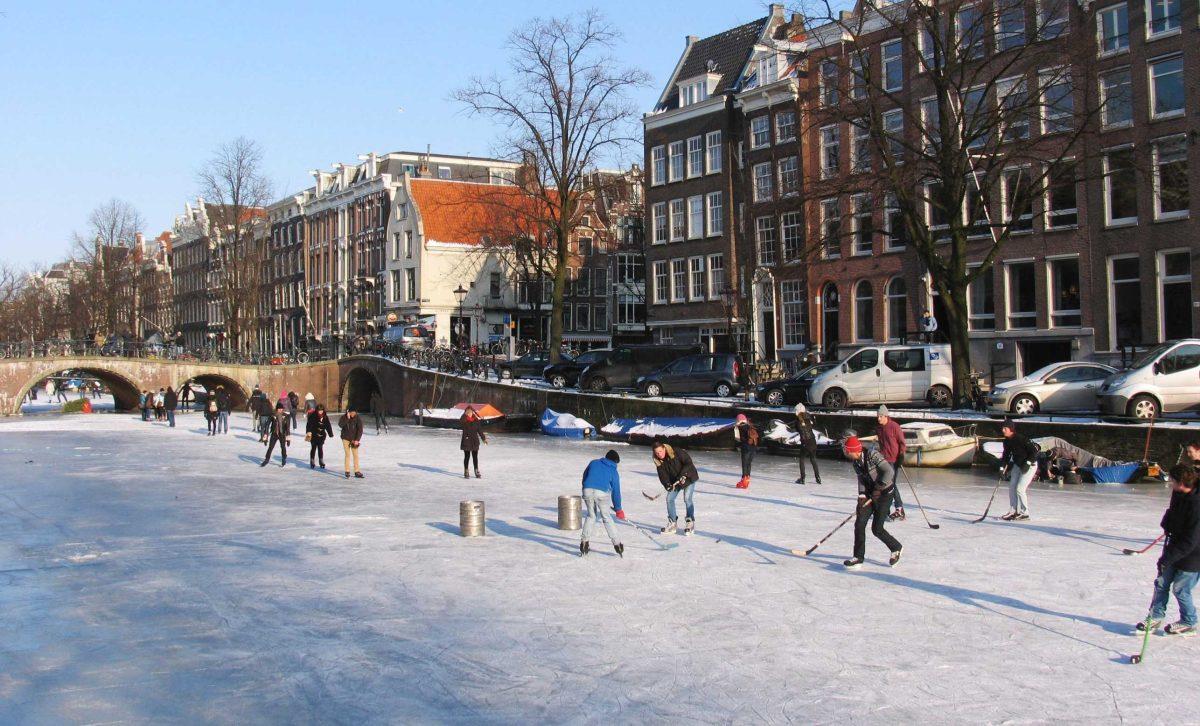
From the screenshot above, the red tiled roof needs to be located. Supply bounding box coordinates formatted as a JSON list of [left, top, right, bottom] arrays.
[[409, 179, 550, 245]]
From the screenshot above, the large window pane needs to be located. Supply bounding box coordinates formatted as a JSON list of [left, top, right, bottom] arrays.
[[1050, 258, 1081, 327], [1104, 148, 1138, 224], [855, 281, 874, 341], [1111, 257, 1141, 347], [1008, 262, 1037, 328]]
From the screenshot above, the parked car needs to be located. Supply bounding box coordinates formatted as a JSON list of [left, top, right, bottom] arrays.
[[753, 363, 839, 406], [987, 361, 1117, 415], [1099, 340, 1200, 419], [637, 353, 744, 398], [497, 351, 559, 380], [808, 344, 952, 409], [542, 349, 610, 388], [382, 323, 434, 348], [578, 344, 700, 391]]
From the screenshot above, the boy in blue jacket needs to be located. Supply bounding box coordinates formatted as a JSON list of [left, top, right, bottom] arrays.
[[580, 450, 625, 558]]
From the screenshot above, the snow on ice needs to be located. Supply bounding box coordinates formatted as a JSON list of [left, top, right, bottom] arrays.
[[0, 410, 1195, 723]]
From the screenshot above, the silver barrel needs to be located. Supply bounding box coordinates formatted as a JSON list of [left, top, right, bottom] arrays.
[[557, 495, 582, 531], [459, 500, 485, 537]]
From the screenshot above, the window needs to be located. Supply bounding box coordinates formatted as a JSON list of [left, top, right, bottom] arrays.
[[706, 192, 723, 236], [1149, 56, 1184, 119], [775, 111, 796, 142], [688, 196, 705, 239], [852, 194, 874, 255], [1038, 0, 1069, 39], [964, 86, 988, 148], [594, 267, 608, 296], [756, 216, 777, 266], [671, 259, 687, 302], [489, 272, 501, 298], [846, 348, 879, 372], [753, 162, 773, 201], [689, 257, 705, 301], [850, 52, 867, 100], [886, 277, 907, 340], [617, 253, 643, 283], [1098, 4, 1129, 54], [562, 304, 573, 332], [1160, 251, 1192, 340], [1100, 68, 1133, 127], [652, 261, 668, 304], [1153, 136, 1189, 220], [882, 40, 904, 91], [882, 110, 904, 162], [781, 211, 804, 262], [820, 125, 840, 178], [996, 0, 1027, 50], [578, 237, 593, 257], [885, 348, 926, 372], [820, 60, 839, 106], [1049, 257, 1081, 327], [577, 268, 592, 297], [707, 255, 725, 299], [919, 26, 940, 70], [781, 280, 806, 346], [1003, 168, 1034, 233], [437, 166, 452, 180], [706, 131, 722, 173], [851, 120, 871, 172], [997, 76, 1030, 141], [575, 303, 590, 331], [687, 136, 704, 177], [668, 141, 685, 182], [1147, 0, 1180, 36], [854, 281, 875, 341], [617, 293, 642, 325], [920, 97, 940, 151], [1104, 147, 1138, 225], [405, 268, 417, 302], [885, 194, 907, 250], [778, 156, 799, 196], [1110, 256, 1142, 347], [758, 54, 779, 86], [390, 270, 402, 301], [750, 116, 771, 149], [670, 199, 686, 241], [1006, 261, 1037, 328], [1046, 161, 1078, 228], [926, 181, 951, 235], [957, 5, 985, 59], [652, 202, 667, 243], [594, 304, 608, 331], [1040, 69, 1073, 134], [679, 78, 710, 106], [651, 146, 666, 185], [821, 198, 841, 258]]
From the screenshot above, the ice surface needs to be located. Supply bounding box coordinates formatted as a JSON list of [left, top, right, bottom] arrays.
[[0, 410, 1195, 723]]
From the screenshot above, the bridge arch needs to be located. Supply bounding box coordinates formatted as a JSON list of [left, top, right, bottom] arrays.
[[14, 365, 142, 414], [341, 365, 382, 413], [178, 374, 250, 410]]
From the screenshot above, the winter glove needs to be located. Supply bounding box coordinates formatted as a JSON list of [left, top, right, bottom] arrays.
[[614, 509, 626, 520], [858, 495, 870, 508]]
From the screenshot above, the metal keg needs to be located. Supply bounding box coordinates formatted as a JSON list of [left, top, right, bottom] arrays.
[[459, 500, 486, 537], [557, 495, 582, 531]]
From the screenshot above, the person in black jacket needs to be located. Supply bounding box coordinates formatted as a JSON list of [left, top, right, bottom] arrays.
[[204, 391, 219, 435], [460, 407, 487, 478], [215, 385, 231, 435], [287, 390, 300, 430], [248, 386, 269, 441], [370, 390, 389, 435], [164, 386, 178, 428], [653, 442, 699, 535], [179, 382, 192, 413], [843, 435, 902, 569], [1139, 464, 1200, 636], [793, 403, 822, 486], [260, 403, 291, 467], [338, 409, 364, 479], [999, 420, 1039, 521], [306, 405, 334, 469]]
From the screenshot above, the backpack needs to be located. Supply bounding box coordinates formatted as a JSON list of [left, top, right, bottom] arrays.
[[208, 400, 218, 413]]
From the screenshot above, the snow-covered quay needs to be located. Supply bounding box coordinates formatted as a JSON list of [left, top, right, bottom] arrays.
[[0, 412, 1194, 724]]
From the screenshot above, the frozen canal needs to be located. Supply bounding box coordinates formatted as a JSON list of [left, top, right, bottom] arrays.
[[0, 411, 1194, 724]]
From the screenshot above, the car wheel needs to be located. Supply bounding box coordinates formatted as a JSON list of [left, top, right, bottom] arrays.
[[499, 368, 512, 380], [1010, 394, 1039, 415], [645, 382, 663, 397], [550, 375, 567, 388], [765, 389, 785, 406], [715, 382, 733, 397], [822, 388, 847, 410], [928, 384, 952, 408], [589, 376, 608, 392], [1128, 395, 1160, 420]]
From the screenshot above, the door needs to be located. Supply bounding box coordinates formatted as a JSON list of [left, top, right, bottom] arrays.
[[1154, 343, 1200, 411], [690, 355, 718, 393], [656, 358, 692, 393], [1042, 365, 1109, 411], [883, 348, 926, 403], [1018, 341, 1072, 376], [842, 348, 883, 403]]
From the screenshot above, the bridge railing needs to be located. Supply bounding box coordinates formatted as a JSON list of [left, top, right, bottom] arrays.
[[0, 339, 341, 365]]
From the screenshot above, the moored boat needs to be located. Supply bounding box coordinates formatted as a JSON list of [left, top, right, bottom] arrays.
[[865, 422, 978, 467], [600, 417, 736, 449], [411, 402, 538, 433]]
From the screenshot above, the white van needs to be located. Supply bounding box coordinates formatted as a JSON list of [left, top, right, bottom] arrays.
[[807, 344, 953, 409], [1098, 339, 1200, 419]]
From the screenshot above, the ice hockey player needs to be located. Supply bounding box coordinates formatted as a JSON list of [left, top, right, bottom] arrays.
[[579, 449, 625, 558], [876, 405, 906, 521], [999, 419, 1039, 521], [793, 403, 822, 485], [653, 442, 699, 535], [732, 414, 758, 489], [842, 435, 902, 569], [1137, 464, 1200, 636]]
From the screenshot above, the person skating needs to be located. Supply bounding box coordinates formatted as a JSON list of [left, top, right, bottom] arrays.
[[460, 407, 487, 478], [260, 403, 291, 467], [338, 408, 364, 479], [579, 450, 626, 557], [793, 403, 822, 485], [164, 386, 177, 428], [140, 390, 152, 421], [842, 435, 903, 569], [998, 419, 1039, 521], [180, 382, 192, 413], [732, 414, 758, 489], [215, 385, 231, 435], [653, 442, 699, 535], [248, 385, 269, 441], [1136, 464, 1200, 637], [154, 388, 166, 421], [370, 390, 388, 434], [306, 404, 334, 469], [204, 391, 219, 436], [876, 406, 906, 521], [303, 392, 317, 417], [287, 390, 300, 430]]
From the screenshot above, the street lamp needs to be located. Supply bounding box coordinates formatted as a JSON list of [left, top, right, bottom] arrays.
[[453, 284, 468, 349], [720, 285, 737, 355]]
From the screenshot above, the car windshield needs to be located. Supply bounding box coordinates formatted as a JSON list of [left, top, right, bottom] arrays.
[[1131, 343, 1173, 370], [1027, 363, 1067, 381], [577, 351, 605, 365], [795, 364, 833, 381]]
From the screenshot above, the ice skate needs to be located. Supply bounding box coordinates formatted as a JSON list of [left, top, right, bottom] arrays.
[[660, 520, 677, 535], [1013, 512, 1030, 521], [843, 557, 864, 570], [1000, 511, 1018, 521], [735, 476, 749, 489], [474, 469, 481, 479], [614, 543, 624, 558], [1166, 623, 1195, 636], [354, 472, 364, 479], [464, 469, 470, 479], [1136, 618, 1163, 634], [683, 518, 695, 536], [889, 547, 903, 567], [579, 541, 589, 557], [889, 508, 906, 522]]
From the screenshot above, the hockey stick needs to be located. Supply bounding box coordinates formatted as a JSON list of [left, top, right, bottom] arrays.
[[971, 474, 1006, 524], [642, 490, 663, 501], [900, 467, 940, 530], [793, 500, 870, 556], [1130, 613, 1155, 664], [1123, 533, 1165, 556], [1141, 414, 1156, 464], [625, 519, 678, 550]]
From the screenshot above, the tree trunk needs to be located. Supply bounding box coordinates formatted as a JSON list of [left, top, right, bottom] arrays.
[[548, 230, 569, 364], [942, 282, 974, 408]]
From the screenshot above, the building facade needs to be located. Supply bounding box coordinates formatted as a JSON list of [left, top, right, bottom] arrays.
[[265, 193, 310, 354]]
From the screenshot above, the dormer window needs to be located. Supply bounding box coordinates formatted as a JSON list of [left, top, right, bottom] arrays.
[[677, 73, 720, 107]]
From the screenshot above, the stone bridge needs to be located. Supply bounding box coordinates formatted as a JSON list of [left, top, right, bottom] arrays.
[[0, 356, 341, 415]]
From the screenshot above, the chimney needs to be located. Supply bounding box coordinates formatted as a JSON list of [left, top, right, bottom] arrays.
[[336, 163, 349, 188], [311, 169, 325, 195]]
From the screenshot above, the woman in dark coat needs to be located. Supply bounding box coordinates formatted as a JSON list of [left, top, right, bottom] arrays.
[[305, 405, 334, 469], [460, 407, 488, 479], [793, 403, 822, 485], [204, 392, 219, 436]]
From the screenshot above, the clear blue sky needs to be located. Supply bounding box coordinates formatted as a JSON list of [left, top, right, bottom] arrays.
[[0, 1, 775, 268]]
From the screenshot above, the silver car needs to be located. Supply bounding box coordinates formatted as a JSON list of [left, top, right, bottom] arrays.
[[987, 361, 1116, 415]]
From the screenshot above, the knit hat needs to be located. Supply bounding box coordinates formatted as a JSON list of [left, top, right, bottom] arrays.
[[793, 402, 806, 414], [605, 449, 621, 463], [275, 402, 284, 410], [878, 405, 889, 417], [735, 413, 748, 423], [843, 436, 863, 454], [1001, 418, 1016, 431]]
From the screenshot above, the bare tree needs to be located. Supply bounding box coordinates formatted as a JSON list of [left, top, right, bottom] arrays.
[[68, 198, 144, 339], [453, 10, 648, 361], [197, 137, 273, 352], [790, 0, 1103, 403]]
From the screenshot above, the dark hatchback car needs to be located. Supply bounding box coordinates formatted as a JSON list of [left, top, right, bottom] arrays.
[[637, 353, 745, 398], [496, 351, 560, 380], [578, 344, 700, 391], [753, 363, 839, 406], [542, 349, 610, 388]]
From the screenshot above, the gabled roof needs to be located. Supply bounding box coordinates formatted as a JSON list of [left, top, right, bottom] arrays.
[[656, 15, 772, 112], [409, 179, 549, 246]]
